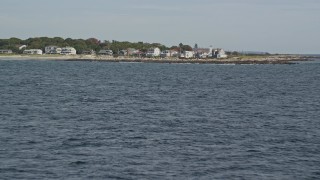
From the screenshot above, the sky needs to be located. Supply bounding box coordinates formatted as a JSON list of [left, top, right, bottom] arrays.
[[1, 0, 320, 54]]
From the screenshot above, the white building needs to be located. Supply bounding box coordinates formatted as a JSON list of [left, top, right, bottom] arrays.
[[180, 51, 195, 59], [61, 47, 77, 55], [146, 47, 161, 57], [212, 49, 228, 58], [45, 46, 62, 54], [160, 50, 178, 58], [0, 49, 13, 54], [98, 49, 113, 56], [119, 48, 139, 56], [23, 49, 43, 55], [194, 48, 212, 59]]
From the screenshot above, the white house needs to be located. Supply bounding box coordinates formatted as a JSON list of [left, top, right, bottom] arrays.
[[146, 47, 161, 57], [212, 49, 227, 58], [119, 48, 139, 56], [61, 47, 77, 55], [23, 49, 43, 55], [98, 49, 113, 56], [180, 51, 195, 59], [194, 48, 212, 59], [160, 50, 178, 58], [45, 46, 61, 54], [0, 49, 13, 54]]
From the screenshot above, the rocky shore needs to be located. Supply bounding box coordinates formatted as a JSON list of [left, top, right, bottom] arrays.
[[0, 54, 310, 64]]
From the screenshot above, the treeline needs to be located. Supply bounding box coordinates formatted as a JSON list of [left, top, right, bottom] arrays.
[[0, 37, 193, 54]]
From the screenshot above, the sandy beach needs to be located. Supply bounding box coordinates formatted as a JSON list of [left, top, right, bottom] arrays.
[[0, 54, 310, 64]]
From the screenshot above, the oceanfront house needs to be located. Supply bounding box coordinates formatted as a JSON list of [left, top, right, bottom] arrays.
[[0, 49, 13, 54], [23, 49, 43, 55], [119, 50, 127, 56], [160, 50, 179, 58], [98, 49, 113, 56], [45, 46, 62, 54], [180, 51, 195, 59], [212, 49, 228, 58], [82, 50, 96, 55], [61, 47, 77, 55], [146, 47, 161, 57], [194, 48, 212, 59], [119, 48, 139, 56]]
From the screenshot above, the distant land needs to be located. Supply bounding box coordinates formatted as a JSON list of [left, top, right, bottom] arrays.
[[0, 37, 194, 55], [0, 37, 316, 64]]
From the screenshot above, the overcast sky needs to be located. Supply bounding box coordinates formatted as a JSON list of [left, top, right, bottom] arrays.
[[1, 0, 319, 54]]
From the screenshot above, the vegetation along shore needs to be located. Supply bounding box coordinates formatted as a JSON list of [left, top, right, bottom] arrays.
[[0, 37, 311, 64]]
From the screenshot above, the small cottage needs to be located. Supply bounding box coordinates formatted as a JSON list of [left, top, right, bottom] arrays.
[[98, 49, 113, 56], [61, 47, 77, 55], [23, 49, 43, 55], [0, 49, 13, 54], [146, 47, 161, 57]]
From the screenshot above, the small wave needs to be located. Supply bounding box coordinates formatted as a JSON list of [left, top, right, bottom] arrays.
[[69, 161, 87, 166]]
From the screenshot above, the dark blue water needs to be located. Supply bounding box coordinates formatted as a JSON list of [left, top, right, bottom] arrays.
[[1, 60, 320, 179]]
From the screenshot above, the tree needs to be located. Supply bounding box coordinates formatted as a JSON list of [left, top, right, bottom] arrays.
[[232, 51, 239, 55], [170, 46, 179, 51], [0, 37, 171, 54], [86, 38, 100, 45], [64, 38, 74, 46], [181, 45, 192, 51], [9, 37, 21, 45], [0, 39, 9, 46]]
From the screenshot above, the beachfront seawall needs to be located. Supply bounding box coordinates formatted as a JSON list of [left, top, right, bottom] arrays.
[[0, 55, 310, 64]]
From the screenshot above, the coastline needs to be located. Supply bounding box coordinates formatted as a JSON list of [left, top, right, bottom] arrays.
[[0, 54, 311, 64]]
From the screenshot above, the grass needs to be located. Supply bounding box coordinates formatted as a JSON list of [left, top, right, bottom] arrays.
[[228, 54, 279, 60], [0, 53, 17, 56]]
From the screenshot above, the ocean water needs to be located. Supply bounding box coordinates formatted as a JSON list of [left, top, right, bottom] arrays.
[[0, 59, 320, 179]]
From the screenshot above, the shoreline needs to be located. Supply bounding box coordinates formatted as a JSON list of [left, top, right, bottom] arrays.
[[0, 54, 312, 64]]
